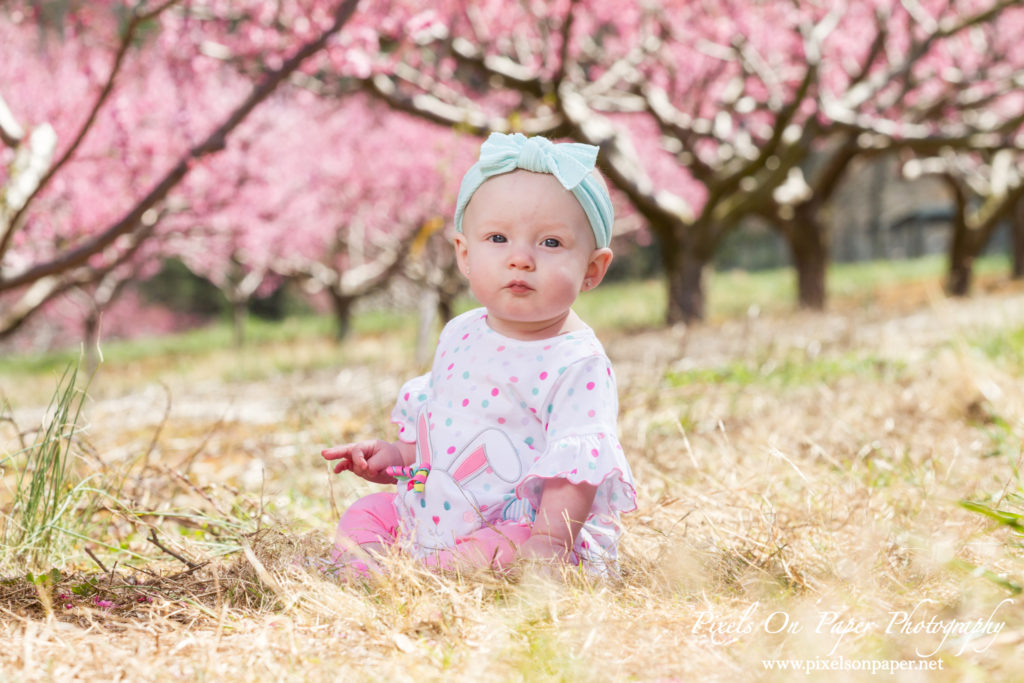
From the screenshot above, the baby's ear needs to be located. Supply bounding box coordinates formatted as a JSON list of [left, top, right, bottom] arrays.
[[452, 430, 522, 483], [583, 247, 613, 291], [453, 233, 470, 277]]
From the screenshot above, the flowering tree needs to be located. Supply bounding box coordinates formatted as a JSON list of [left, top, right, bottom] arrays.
[[744, 0, 1024, 305], [338, 0, 1024, 321], [0, 0, 362, 340], [1015, 199, 1024, 280], [5, 0, 1021, 346], [884, 0, 1024, 294], [237, 95, 475, 341], [902, 149, 1024, 294]]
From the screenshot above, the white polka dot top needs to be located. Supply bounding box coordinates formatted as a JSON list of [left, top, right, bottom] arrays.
[[391, 308, 637, 572]]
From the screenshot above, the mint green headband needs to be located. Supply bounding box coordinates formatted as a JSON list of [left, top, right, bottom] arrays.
[[454, 133, 614, 248]]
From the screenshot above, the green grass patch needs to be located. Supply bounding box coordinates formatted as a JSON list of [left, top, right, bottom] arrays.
[[969, 324, 1024, 375], [582, 253, 1014, 328], [1, 361, 97, 566], [0, 311, 415, 380], [0, 253, 1015, 381], [832, 252, 1009, 293], [665, 352, 904, 389], [575, 278, 666, 331], [828, 254, 948, 298], [959, 488, 1024, 594]]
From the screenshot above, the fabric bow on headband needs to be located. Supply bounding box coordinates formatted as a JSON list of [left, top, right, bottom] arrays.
[[454, 132, 614, 248]]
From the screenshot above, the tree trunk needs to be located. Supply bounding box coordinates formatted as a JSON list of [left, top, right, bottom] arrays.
[[788, 208, 828, 310], [328, 289, 354, 341], [947, 221, 974, 296], [231, 297, 247, 348], [942, 175, 975, 297], [1013, 196, 1024, 280], [867, 158, 887, 260], [437, 292, 455, 325], [664, 249, 706, 324], [655, 221, 708, 324], [84, 310, 101, 375]]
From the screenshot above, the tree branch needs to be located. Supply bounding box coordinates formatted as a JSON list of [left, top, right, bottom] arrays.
[[559, 88, 693, 228], [0, 93, 25, 148], [838, 0, 1019, 114], [147, 528, 199, 569], [810, 135, 863, 203], [0, 207, 167, 339], [0, 0, 181, 261], [552, 0, 580, 87], [831, 108, 1024, 154], [363, 74, 566, 136], [448, 37, 547, 97], [642, 85, 717, 182], [0, 0, 361, 295], [845, 6, 890, 91], [710, 56, 819, 207]]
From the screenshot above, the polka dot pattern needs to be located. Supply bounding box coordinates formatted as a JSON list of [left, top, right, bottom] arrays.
[[389, 308, 636, 570]]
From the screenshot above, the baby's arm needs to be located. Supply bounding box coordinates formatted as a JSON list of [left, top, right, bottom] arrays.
[[520, 479, 598, 562], [321, 440, 416, 484]]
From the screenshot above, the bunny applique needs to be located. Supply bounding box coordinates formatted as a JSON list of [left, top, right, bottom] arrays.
[[389, 408, 523, 551]]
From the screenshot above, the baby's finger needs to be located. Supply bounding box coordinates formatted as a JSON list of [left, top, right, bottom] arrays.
[[351, 446, 369, 473], [321, 446, 351, 460], [332, 459, 353, 474]]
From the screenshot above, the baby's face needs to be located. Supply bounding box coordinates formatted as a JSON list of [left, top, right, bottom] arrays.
[[454, 170, 608, 340]]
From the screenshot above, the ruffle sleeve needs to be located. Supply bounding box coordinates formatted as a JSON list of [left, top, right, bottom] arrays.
[[515, 431, 637, 519], [514, 354, 637, 518], [390, 373, 431, 443]]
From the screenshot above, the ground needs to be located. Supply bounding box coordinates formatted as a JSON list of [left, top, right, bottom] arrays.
[[2, 286, 1024, 681]]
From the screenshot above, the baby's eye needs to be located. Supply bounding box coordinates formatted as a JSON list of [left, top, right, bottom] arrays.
[[542, 238, 561, 248], [487, 234, 508, 244]]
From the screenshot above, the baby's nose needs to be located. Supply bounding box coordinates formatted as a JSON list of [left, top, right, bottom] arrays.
[[507, 245, 535, 270]]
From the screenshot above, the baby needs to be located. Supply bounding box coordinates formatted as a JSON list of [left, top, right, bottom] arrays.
[[322, 132, 636, 575]]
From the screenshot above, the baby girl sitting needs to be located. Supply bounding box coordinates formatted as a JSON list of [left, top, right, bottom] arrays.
[[322, 132, 636, 576]]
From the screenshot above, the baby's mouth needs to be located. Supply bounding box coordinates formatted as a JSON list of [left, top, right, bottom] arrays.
[[505, 280, 533, 293]]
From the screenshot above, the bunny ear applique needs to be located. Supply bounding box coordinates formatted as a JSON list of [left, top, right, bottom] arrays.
[[415, 409, 432, 467], [387, 410, 434, 492], [450, 429, 522, 484]]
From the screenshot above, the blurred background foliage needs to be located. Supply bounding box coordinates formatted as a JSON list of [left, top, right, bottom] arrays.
[[0, 0, 1023, 356]]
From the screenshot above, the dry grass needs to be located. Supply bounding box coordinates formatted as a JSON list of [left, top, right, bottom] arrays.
[[3, 289, 1024, 681]]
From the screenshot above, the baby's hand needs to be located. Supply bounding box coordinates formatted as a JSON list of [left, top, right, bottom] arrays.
[[321, 440, 401, 485]]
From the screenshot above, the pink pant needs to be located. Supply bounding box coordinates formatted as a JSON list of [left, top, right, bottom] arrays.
[[332, 491, 532, 571]]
